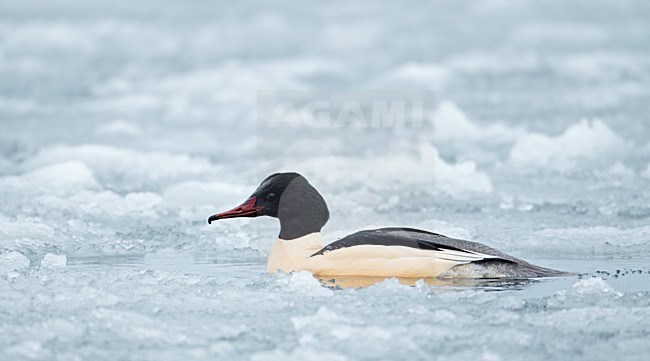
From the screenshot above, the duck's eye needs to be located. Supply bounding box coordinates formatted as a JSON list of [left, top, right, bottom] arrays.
[[266, 193, 276, 200]]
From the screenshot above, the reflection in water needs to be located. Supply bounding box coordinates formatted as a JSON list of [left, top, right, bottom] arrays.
[[68, 254, 539, 291], [67, 254, 145, 267], [317, 275, 538, 290]]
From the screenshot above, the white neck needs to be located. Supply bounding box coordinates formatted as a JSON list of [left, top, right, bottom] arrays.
[[267, 232, 324, 273]]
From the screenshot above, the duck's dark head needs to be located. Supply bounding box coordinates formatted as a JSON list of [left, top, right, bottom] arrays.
[[207, 172, 329, 240]]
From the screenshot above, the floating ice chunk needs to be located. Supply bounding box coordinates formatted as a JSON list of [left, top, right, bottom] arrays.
[[124, 192, 163, 213], [416, 143, 492, 195], [367, 277, 414, 292], [92, 308, 188, 343], [433, 100, 523, 142], [444, 51, 541, 73], [0, 215, 55, 240], [268, 271, 333, 296], [284, 271, 332, 297], [25, 144, 214, 191], [0, 251, 30, 276], [0, 161, 100, 195], [163, 180, 251, 208], [6, 340, 50, 360], [79, 286, 119, 306], [517, 203, 534, 212], [591, 161, 637, 183], [572, 278, 621, 297], [28, 161, 99, 190], [154, 62, 304, 98], [41, 253, 67, 269], [434, 101, 481, 139], [393, 62, 449, 80], [284, 143, 492, 197], [368, 143, 492, 195], [23, 319, 84, 344], [106, 62, 308, 115], [509, 119, 625, 172], [378, 62, 450, 89], [499, 194, 515, 210], [96, 119, 140, 136], [63, 190, 162, 219], [290, 306, 393, 359], [291, 306, 346, 331]]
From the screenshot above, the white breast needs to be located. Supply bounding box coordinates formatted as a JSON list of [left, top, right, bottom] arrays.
[[266, 233, 325, 273], [266, 233, 498, 278]]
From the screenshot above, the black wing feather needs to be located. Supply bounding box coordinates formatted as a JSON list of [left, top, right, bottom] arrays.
[[311, 227, 488, 257]]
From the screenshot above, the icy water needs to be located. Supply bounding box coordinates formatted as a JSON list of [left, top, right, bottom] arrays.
[[2, 0, 650, 360]]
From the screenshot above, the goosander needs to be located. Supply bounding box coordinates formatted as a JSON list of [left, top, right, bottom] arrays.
[[208, 173, 566, 279]]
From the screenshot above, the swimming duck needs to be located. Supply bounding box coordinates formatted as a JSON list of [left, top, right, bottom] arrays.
[[208, 172, 565, 279]]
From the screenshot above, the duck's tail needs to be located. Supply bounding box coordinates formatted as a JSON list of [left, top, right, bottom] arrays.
[[439, 259, 574, 278], [513, 261, 574, 277]]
